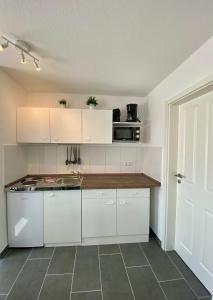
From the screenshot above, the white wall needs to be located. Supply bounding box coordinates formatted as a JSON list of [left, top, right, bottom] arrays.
[[145, 36, 213, 240], [0, 69, 27, 252], [26, 93, 147, 122]]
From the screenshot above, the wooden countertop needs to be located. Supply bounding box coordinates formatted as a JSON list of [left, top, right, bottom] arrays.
[[5, 173, 160, 190], [81, 173, 160, 189]]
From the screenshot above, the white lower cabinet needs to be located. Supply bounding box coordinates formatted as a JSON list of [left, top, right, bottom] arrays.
[[82, 188, 150, 243], [44, 190, 81, 245], [117, 189, 150, 236], [82, 189, 116, 237]]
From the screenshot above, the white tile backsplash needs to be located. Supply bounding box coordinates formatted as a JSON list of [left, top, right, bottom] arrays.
[[26, 144, 144, 174], [105, 147, 121, 173]]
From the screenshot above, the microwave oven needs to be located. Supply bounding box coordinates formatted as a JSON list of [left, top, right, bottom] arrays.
[[113, 125, 141, 142]]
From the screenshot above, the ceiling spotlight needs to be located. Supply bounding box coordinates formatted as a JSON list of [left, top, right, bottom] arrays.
[[0, 41, 9, 52], [20, 51, 27, 64], [0, 36, 41, 71], [34, 59, 41, 71]]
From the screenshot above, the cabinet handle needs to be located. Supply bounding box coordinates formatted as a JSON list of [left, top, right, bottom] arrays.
[[48, 193, 55, 197], [52, 138, 59, 141], [119, 200, 127, 205], [131, 192, 139, 196], [97, 192, 104, 196], [21, 197, 28, 200], [42, 137, 48, 141], [105, 200, 114, 205], [85, 137, 91, 141]]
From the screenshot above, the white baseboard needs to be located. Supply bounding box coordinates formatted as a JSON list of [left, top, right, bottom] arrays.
[[82, 234, 149, 245]]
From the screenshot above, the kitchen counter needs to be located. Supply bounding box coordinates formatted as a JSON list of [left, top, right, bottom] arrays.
[[5, 173, 160, 191], [81, 173, 160, 189]]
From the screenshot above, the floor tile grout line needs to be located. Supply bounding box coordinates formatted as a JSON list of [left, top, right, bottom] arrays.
[[126, 264, 151, 269], [72, 289, 102, 294], [159, 278, 184, 283], [139, 244, 169, 300], [36, 247, 55, 300], [166, 251, 202, 299], [97, 246, 104, 300], [46, 273, 73, 276], [27, 257, 53, 260], [99, 252, 121, 256], [118, 244, 135, 300], [5, 248, 33, 300], [137, 242, 150, 266], [69, 246, 77, 300]]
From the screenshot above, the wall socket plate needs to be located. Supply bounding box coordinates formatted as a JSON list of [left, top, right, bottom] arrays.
[[124, 161, 134, 166]]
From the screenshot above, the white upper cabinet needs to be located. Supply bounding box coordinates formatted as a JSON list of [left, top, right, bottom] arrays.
[[50, 108, 82, 143], [82, 109, 112, 144], [17, 107, 50, 143], [17, 107, 112, 144]]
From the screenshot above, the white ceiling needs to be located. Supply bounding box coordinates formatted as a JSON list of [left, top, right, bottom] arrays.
[[0, 0, 213, 96]]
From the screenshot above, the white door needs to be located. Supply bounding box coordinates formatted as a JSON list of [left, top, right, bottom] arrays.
[[44, 190, 81, 245], [117, 189, 150, 236], [50, 108, 82, 143], [7, 192, 43, 247], [82, 109, 112, 144], [175, 93, 213, 295], [17, 107, 50, 143], [82, 189, 116, 237]]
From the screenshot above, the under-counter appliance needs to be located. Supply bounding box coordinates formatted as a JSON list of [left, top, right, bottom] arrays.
[[7, 192, 44, 247], [113, 123, 141, 142]]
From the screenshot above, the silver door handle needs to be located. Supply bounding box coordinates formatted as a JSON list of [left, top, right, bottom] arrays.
[[174, 173, 185, 179]]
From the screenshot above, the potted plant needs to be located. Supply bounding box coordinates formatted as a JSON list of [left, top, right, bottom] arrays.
[[86, 96, 98, 109], [58, 99, 67, 108]]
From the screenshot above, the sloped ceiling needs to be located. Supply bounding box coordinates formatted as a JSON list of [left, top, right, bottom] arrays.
[[0, 0, 213, 96]]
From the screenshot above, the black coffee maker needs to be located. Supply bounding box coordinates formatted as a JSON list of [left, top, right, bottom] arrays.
[[126, 104, 139, 122]]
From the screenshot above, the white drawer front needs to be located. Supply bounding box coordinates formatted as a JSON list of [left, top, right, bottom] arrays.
[[82, 189, 116, 199], [117, 188, 150, 198]]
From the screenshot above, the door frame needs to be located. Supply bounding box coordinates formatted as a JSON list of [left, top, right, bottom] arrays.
[[162, 74, 213, 251]]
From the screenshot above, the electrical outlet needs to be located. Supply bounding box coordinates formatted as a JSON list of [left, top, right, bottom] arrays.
[[124, 161, 133, 166]]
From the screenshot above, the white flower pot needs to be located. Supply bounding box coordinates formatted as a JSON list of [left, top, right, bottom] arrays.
[[89, 105, 95, 109]]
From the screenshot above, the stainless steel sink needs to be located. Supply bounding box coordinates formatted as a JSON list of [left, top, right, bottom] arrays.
[[56, 175, 82, 186]]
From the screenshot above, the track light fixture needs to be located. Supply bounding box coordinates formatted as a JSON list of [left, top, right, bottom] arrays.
[[20, 51, 27, 64], [0, 35, 41, 71], [0, 41, 9, 52], [33, 59, 41, 71]]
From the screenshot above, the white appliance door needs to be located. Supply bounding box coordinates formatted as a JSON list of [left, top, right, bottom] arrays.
[[7, 192, 44, 247], [175, 93, 213, 295]]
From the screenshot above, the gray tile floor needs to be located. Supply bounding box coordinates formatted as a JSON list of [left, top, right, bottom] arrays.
[[0, 239, 211, 300]]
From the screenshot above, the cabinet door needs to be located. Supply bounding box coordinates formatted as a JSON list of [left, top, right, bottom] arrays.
[[44, 190, 81, 244], [82, 189, 116, 237], [117, 189, 150, 236], [17, 107, 50, 143], [7, 192, 43, 247], [50, 108, 82, 143], [82, 110, 112, 144]]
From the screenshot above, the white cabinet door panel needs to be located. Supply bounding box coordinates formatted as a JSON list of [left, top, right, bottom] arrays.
[[82, 191, 116, 237], [117, 195, 150, 236], [82, 110, 112, 144], [7, 192, 43, 247], [50, 108, 82, 143], [17, 107, 50, 143], [44, 190, 81, 244]]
